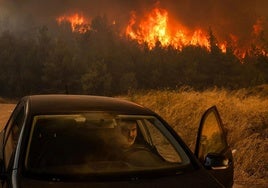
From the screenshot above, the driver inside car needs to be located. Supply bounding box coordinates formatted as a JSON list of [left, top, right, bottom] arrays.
[[118, 120, 138, 149], [115, 120, 165, 167]]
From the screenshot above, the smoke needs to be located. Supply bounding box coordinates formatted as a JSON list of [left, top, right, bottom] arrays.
[[159, 0, 268, 47], [0, 0, 267, 47], [0, 0, 156, 35]]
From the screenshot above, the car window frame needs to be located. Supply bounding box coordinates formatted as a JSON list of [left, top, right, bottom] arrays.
[[3, 101, 26, 170]]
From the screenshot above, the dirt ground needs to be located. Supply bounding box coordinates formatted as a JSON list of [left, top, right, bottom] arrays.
[[0, 103, 15, 130]]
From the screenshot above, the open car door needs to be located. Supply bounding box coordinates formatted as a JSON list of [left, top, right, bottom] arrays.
[[195, 106, 234, 188]]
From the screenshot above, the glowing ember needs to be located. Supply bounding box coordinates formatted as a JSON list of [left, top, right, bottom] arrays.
[[56, 13, 89, 33], [252, 18, 264, 36], [219, 43, 227, 53]]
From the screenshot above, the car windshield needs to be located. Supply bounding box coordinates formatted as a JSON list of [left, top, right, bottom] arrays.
[[25, 112, 190, 176]]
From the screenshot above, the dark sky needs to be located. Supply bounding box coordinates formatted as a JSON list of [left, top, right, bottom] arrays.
[[0, 0, 267, 46]]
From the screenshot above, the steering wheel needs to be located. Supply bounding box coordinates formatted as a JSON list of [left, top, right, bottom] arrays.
[[123, 144, 164, 167]]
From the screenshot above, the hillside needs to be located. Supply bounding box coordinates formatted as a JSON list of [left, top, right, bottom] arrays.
[[123, 87, 268, 186]]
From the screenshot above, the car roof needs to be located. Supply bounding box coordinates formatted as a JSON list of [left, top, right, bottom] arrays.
[[22, 95, 154, 115]]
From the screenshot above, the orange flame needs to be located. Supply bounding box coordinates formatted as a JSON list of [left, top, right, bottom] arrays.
[[252, 18, 264, 37], [219, 43, 227, 53], [126, 9, 171, 49], [55, 9, 266, 59], [56, 13, 89, 33], [126, 8, 213, 50]]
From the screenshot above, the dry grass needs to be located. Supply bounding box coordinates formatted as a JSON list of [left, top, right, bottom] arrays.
[[123, 87, 268, 186], [0, 103, 15, 130]]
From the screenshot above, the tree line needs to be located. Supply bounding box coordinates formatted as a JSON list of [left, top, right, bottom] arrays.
[[0, 15, 268, 98]]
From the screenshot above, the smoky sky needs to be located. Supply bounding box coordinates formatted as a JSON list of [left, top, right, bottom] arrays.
[[0, 0, 268, 45]]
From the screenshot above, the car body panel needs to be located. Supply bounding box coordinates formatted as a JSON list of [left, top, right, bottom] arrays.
[[19, 168, 223, 188], [26, 95, 154, 115]]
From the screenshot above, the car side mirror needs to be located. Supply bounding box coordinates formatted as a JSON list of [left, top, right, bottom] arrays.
[[204, 153, 229, 170]]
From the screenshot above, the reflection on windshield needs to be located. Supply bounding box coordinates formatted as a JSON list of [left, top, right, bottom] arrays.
[[25, 113, 189, 176]]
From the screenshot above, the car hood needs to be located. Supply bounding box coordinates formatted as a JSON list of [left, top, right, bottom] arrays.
[[19, 169, 224, 188]]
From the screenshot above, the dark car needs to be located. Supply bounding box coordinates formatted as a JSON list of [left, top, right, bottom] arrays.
[[0, 95, 233, 188]]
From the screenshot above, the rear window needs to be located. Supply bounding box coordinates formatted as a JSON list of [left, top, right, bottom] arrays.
[[25, 112, 190, 177]]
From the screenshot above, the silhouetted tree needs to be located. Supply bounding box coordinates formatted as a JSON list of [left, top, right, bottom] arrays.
[[1, 15, 268, 98]]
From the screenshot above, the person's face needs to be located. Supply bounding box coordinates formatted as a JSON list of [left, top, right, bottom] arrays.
[[120, 122, 137, 147]]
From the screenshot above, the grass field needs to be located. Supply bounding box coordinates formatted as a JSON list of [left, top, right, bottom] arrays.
[[122, 86, 268, 186], [0, 86, 267, 187]]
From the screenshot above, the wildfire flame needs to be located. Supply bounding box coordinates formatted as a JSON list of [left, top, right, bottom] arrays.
[[126, 9, 171, 48], [56, 13, 89, 33], [252, 17, 264, 37], [55, 8, 267, 58], [125, 8, 224, 51]]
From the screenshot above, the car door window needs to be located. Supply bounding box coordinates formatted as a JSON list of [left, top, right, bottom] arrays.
[[198, 112, 227, 160], [141, 119, 182, 163], [4, 105, 25, 169]]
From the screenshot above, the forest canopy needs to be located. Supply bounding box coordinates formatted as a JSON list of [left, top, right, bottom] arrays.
[[0, 15, 268, 98]]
